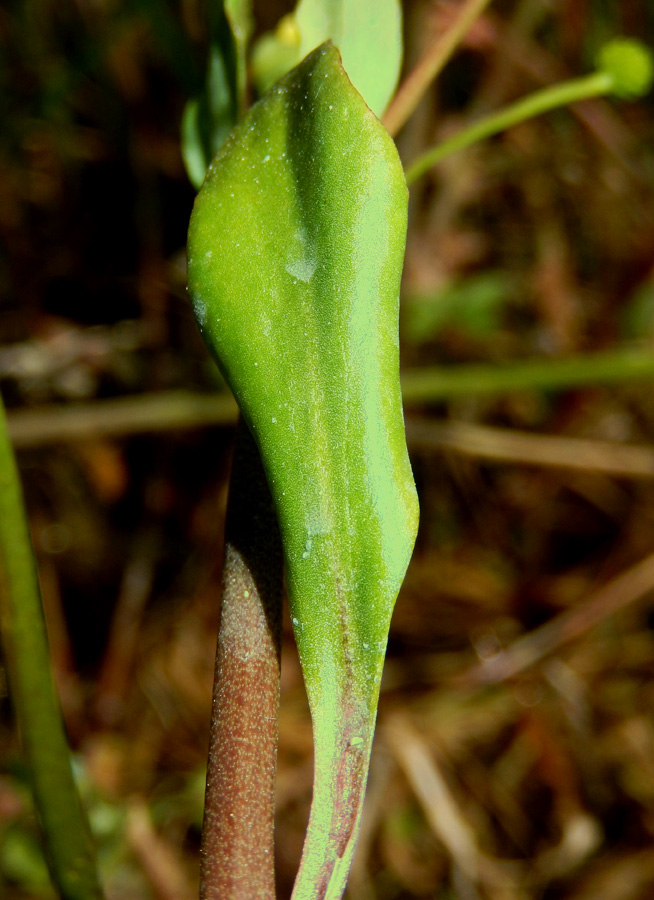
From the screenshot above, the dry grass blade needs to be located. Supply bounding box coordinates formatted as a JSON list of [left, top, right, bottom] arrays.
[[126, 800, 196, 900], [406, 418, 654, 479], [383, 716, 514, 894], [5, 391, 239, 447], [460, 551, 654, 686], [383, 0, 495, 137], [565, 850, 654, 900]]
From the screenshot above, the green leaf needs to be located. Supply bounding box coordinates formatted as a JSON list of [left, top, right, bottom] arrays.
[[403, 272, 510, 343], [251, 14, 302, 97], [1, 826, 53, 895], [181, 0, 253, 188], [621, 280, 654, 339], [188, 42, 418, 899], [0, 399, 103, 900], [252, 0, 402, 116], [295, 0, 402, 116], [224, 0, 253, 115], [181, 48, 235, 189]]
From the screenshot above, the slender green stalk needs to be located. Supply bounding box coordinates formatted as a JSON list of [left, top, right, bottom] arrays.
[[405, 70, 612, 184], [0, 396, 104, 900], [400, 346, 654, 402], [200, 417, 283, 900], [6, 345, 654, 448], [221, 0, 253, 119]]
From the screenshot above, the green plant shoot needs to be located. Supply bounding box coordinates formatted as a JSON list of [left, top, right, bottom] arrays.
[[181, 0, 253, 188], [188, 42, 418, 899], [0, 398, 103, 900]]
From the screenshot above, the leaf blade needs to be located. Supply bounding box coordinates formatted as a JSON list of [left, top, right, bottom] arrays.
[[296, 0, 403, 116], [181, 0, 253, 188], [252, 0, 402, 116], [188, 43, 418, 899]]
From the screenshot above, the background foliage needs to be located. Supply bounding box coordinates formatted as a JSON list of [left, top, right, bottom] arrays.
[[1, 1, 654, 898]]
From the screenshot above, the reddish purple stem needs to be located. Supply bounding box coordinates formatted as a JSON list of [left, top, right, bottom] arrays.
[[200, 418, 283, 900]]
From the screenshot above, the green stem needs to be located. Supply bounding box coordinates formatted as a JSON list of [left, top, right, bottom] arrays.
[[405, 70, 612, 185], [0, 396, 103, 900], [400, 346, 654, 402], [5, 346, 654, 450]]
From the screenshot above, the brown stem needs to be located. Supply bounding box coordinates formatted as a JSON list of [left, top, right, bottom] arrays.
[[200, 417, 283, 900], [382, 0, 493, 137]]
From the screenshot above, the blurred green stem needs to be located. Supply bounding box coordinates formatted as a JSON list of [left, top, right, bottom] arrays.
[[405, 70, 612, 184], [400, 346, 654, 402], [0, 396, 103, 900], [6, 346, 654, 447]]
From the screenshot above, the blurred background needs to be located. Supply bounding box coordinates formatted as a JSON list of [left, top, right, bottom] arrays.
[[2, 1, 654, 898]]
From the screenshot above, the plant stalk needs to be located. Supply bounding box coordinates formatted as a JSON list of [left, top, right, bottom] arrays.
[[0, 395, 104, 900], [200, 416, 283, 900], [7, 346, 654, 450], [405, 70, 612, 184], [399, 346, 654, 401], [383, 0, 494, 137]]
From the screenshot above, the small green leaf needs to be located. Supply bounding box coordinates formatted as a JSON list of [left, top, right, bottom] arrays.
[[251, 15, 302, 96], [188, 43, 418, 899], [1, 827, 54, 894], [403, 272, 510, 343], [181, 0, 253, 188], [295, 0, 403, 116], [224, 0, 253, 114], [251, 0, 402, 116], [621, 280, 654, 339], [181, 48, 235, 189]]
